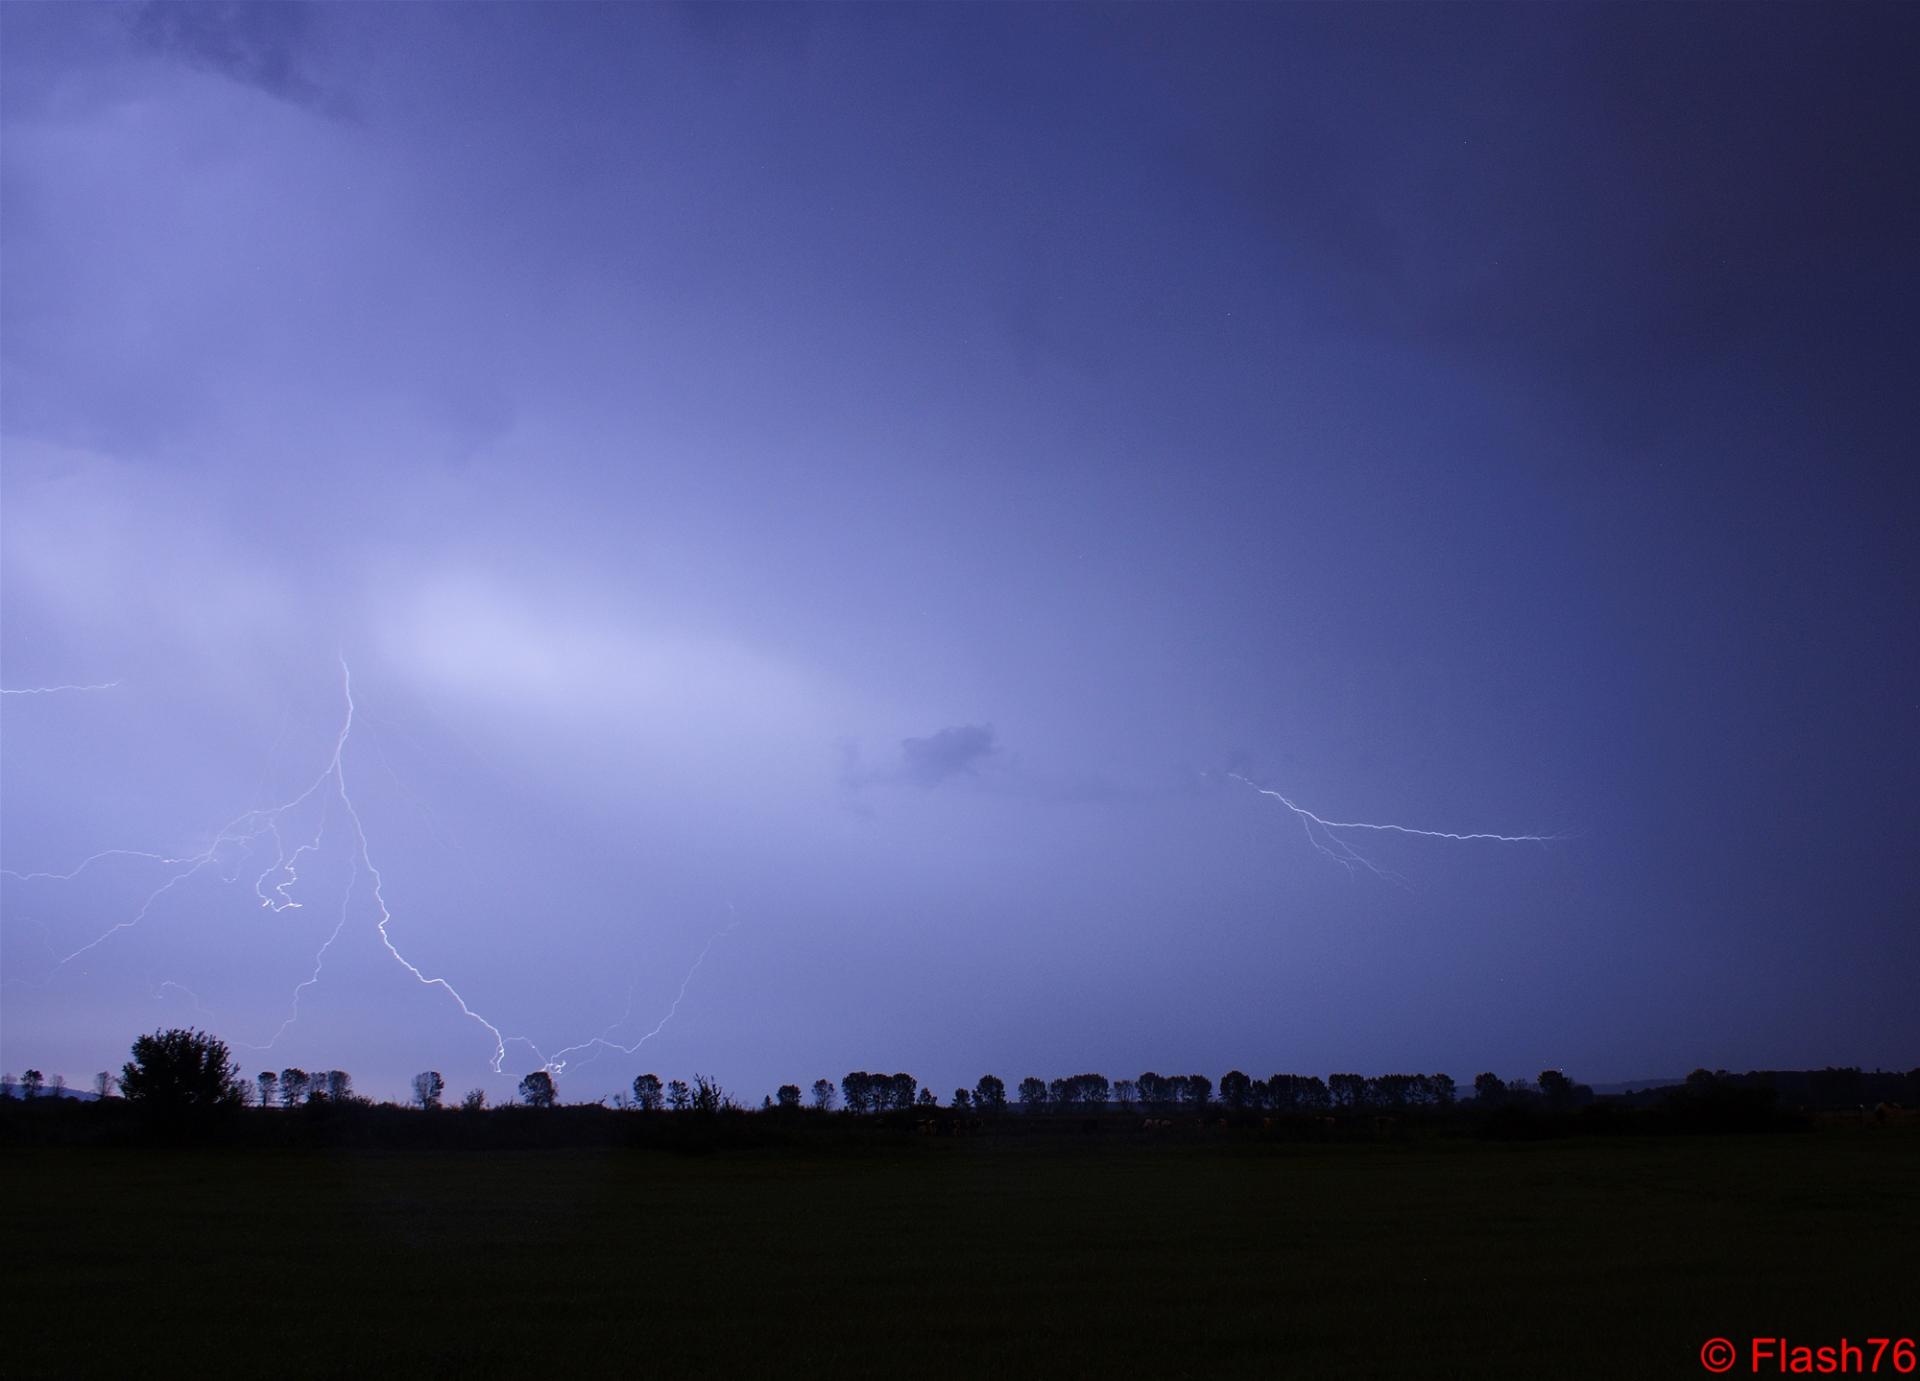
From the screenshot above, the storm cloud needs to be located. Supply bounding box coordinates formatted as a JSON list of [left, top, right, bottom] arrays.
[[899, 725, 996, 787]]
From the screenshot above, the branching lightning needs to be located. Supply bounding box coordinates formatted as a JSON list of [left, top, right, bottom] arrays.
[[541, 921, 738, 1075], [1227, 772, 1562, 881], [2, 658, 731, 1081]]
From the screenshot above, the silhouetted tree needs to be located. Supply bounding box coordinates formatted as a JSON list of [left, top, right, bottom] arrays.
[[1017, 1077, 1047, 1110], [1049, 1077, 1071, 1109], [21, 1069, 44, 1099], [667, 1079, 691, 1111], [460, 1088, 487, 1112], [890, 1073, 918, 1110], [0, 1074, 14, 1099], [412, 1071, 445, 1110], [50, 1074, 67, 1099], [1368, 1074, 1412, 1109], [810, 1079, 836, 1111], [326, 1070, 353, 1102], [690, 1074, 730, 1114], [1473, 1072, 1505, 1106], [974, 1075, 1006, 1111], [1137, 1072, 1170, 1109], [776, 1084, 801, 1109], [1114, 1079, 1137, 1108], [256, 1071, 277, 1107], [953, 1088, 971, 1109], [94, 1071, 115, 1100], [518, 1071, 557, 1108], [1537, 1069, 1574, 1111], [1809, 1066, 1864, 1108], [1184, 1074, 1212, 1109], [840, 1072, 872, 1114], [633, 1074, 664, 1111], [120, 1029, 245, 1113], [1220, 1070, 1253, 1110], [1328, 1073, 1366, 1109], [279, 1068, 310, 1108], [1431, 1073, 1457, 1106]]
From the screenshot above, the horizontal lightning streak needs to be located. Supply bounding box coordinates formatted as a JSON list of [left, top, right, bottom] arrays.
[[0, 680, 124, 696], [1227, 772, 1560, 882]]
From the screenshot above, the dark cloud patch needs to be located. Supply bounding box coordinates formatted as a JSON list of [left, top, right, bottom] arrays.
[[130, 2, 351, 118], [899, 724, 996, 787]]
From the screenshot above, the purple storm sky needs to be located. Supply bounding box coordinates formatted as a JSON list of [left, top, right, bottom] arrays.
[[3, 3, 1914, 1102]]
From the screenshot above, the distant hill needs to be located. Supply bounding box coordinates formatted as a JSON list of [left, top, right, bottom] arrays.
[[1590, 1078, 1685, 1096], [0, 1083, 101, 1101]]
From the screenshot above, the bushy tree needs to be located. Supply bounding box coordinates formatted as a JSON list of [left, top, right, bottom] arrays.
[[633, 1074, 664, 1111], [21, 1069, 44, 1099], [120, 1029, 245, 1113], [690, 1074, 730, 1114], [1328, 1073, 1367, 1109], [1538, 1069, 1574, 1111], [518, 1071, 557, 1108], [916, 1087, 937, 1108], [1114, 1079, 1137, 1108], [94, 1072, 116, 1100], [1017, 1077, 1047, 1110], [1473, 1071, 1505, 1106], [412, 1071, 445, 1110], [667, 1079, 691, 1111], [256, 1071, 277, 1107], [460, 1088, 487, 1112], [839, 1072, 868, 1114], [326, 1070, 354, 1103], [890, 1073, 918, 1110], [973, 1075, 1006, 1111], [776, 1084, 801, 1109], [279, 1068, 310, 1108], [1220, 1070, 1253, 1110], [1367, 1074, 1413, 1109], [810, 1078, 836, 1111]]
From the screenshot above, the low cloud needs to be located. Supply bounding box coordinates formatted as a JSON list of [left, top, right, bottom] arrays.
[[899, 724, 996, 786], [130, 1, 352, 118]]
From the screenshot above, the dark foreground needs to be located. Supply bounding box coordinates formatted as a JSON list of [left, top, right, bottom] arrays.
[[5, 1129, 1914, 1379]]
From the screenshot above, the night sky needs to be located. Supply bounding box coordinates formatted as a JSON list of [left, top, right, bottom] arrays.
[[3, 3, 1914, 1102]]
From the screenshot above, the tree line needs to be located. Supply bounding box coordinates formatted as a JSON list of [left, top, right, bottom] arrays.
[[9, 1030, 1914, 1124]]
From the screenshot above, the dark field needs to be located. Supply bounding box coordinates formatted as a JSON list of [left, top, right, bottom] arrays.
[[5, 1129, 1915, 1378]]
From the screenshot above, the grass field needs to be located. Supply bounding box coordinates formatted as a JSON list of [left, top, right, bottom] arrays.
[[5, 1128, 1914, 1378]]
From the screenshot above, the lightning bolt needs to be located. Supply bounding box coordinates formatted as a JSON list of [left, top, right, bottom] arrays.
[[3, 657, 732, 1083], [1227, 772, 1562, 881], [541, 921, 737, 1076], [0, 680, 124, 696], [149, 977, 219, 1024]]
